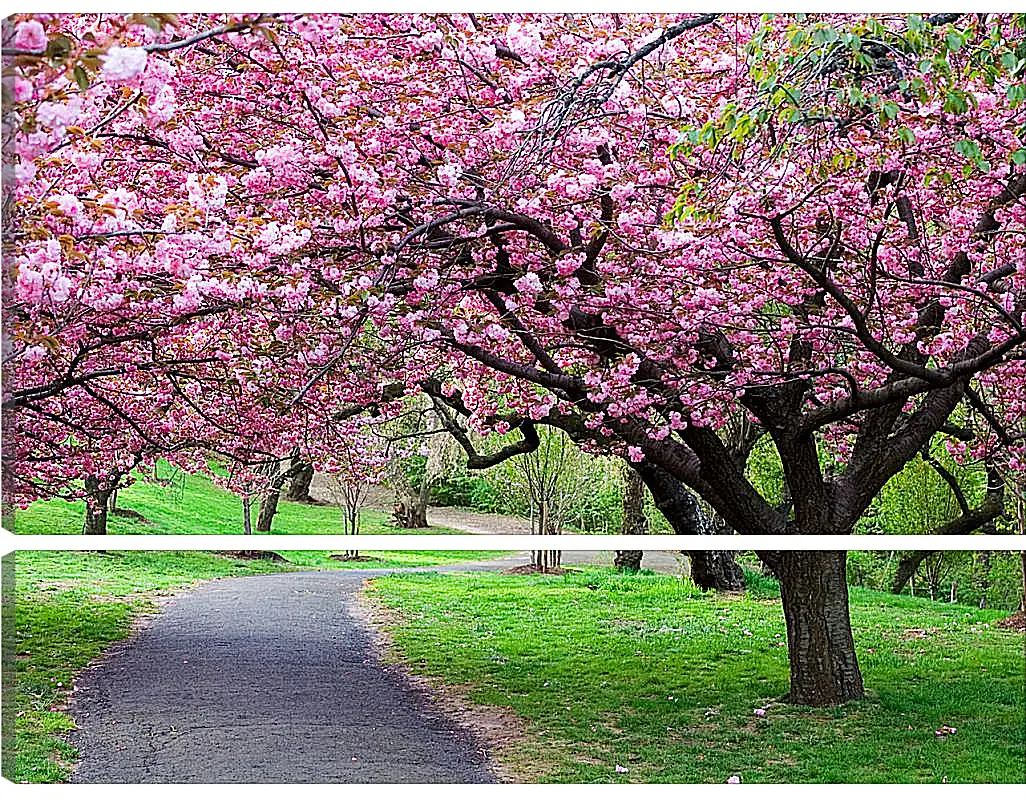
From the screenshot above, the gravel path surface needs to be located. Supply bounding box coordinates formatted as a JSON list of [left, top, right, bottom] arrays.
[[69, 568, 496, 784]]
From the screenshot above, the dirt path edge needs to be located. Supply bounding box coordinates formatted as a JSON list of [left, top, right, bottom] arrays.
[[354, 579, 532, 784]]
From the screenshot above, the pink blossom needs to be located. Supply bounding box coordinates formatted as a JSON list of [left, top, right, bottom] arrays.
[[7, 76, 34, 103], [514, 272, 543, 294], [101, 47, 148, 81], [14, 20, 46, 51]]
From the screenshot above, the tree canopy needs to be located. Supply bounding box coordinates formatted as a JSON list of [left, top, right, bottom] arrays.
[[5, 13, 1024, 538]]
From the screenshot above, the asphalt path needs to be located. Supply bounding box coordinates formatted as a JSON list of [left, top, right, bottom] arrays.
[[67, 552, 684, 782], [69, 568, 497, 783]]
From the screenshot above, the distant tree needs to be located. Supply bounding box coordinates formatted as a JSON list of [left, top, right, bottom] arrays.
[[615, 465, 647, 572]]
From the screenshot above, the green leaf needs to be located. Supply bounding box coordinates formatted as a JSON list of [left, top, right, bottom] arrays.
[[73, 64, 90, 91], [943, 90, 969, 114], [45, 34, 73, 64], [812, 26, 837, 46]]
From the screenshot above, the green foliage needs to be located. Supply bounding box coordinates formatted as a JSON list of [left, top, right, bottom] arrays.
[[870, 446, 986, 537], [431, 473, 505, 513], [432, 434, 628, 534], [847, 551, 1024, 610], [368, 567, 1024, 783], [670, 13, 1026, 221], [745, 436, 786, 508]]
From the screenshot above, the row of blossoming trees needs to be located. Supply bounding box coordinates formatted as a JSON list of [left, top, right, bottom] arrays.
[[3, 13, 1024, 705]]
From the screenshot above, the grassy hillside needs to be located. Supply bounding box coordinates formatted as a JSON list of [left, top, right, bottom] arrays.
[[12, 467, 452, 536], [366, 568, 1026, 784]]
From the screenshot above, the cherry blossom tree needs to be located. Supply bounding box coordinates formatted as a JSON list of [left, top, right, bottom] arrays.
[[4, 12, 1025, 705]]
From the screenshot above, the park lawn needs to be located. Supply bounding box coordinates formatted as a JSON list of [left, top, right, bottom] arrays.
[[366, 568, 1026, 784], [10, 465, 462, 536], [9, 548, 507, 783]]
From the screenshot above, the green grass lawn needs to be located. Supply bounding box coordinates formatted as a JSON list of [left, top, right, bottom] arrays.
[[11, 466, 460, 536], [366, 568, 1026, 784], [9, 548, 507, 783]]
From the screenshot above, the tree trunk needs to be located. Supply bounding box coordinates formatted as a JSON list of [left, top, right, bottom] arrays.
[[1020, 551, 1025, 612], [242, 496, 253, 536], [634, 461, 743, 590], [634, 461, 714, 534], [83, 475, 110, 535], [616, 467, 647, 571], [775, 551, 865, 706], [256, 489, 280, 532], [286, 459, 314, 502], [688, 550, 745, 591], [977, 551, 990, 609], [891, 550, 933, 594], [394, 491, 428, 528]]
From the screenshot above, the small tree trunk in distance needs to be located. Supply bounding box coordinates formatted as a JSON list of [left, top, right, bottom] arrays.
[[107, 487, 118, 514], [394, 484, 428, 528], [1020, 551, 1025, 612], [242, 495, 253, 536], [83, 475, 110, 535], [286, 458, 315, 502], [256, 489, 281, 532], [977, 551, 990, 609], [775, 550, 865, 706], [616, 467, 647, 572], [254, 460, 285, 533], [688, 550, 745, 591]]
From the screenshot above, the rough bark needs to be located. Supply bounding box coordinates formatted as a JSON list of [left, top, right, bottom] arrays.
[[255, 457, 305, 532], [891, 550, 934, 594], [633, 461, 713, 534], [633, 460, 743, 590], [82, 475, 111, 535], [773, 550, 865, 706], [285, 459, 315, 502], [616, 467, 647, 572], [394, 492, 429, 528], [256, 489, 281, 532], [688, 550, 745, 592]]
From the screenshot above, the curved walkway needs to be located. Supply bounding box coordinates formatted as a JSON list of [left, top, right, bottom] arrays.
[[69, 569, 496, 783]]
